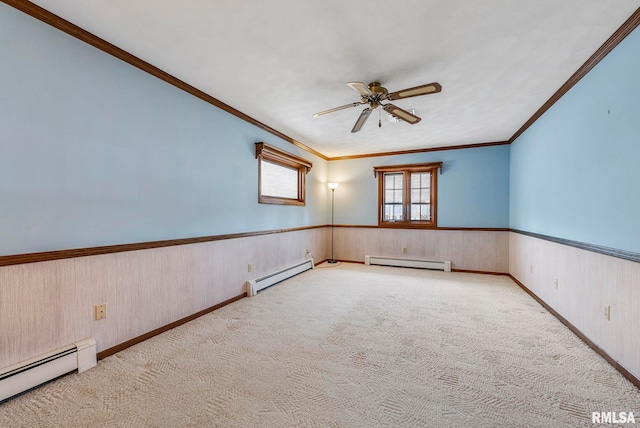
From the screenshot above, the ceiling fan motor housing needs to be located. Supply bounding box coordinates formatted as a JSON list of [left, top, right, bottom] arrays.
[[368, 81, 388, 96], [363, 82, 388, 109]]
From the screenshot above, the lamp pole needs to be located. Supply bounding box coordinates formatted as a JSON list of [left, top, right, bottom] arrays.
[[327, 183, 339, 263]]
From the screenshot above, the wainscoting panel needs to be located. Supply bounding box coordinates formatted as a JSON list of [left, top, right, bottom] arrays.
[[509, 232, 640, 380], [0, 227, 329, 370], [0, 260, 80, 369], [333, 227, 509, 273]]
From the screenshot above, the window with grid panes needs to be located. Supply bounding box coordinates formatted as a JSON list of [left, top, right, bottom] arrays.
[[374, 162, 441, 227]]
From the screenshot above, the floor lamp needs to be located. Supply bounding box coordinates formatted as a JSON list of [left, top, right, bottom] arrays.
[[327, 182, 339, 263]]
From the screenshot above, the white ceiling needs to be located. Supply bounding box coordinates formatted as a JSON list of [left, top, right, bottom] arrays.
[[29, 0, 640, 158]]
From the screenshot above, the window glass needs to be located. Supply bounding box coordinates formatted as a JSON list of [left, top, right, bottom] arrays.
[[383, 173, 404, 221], [410, 171, 431, 221], [260, 160, 298, 199]]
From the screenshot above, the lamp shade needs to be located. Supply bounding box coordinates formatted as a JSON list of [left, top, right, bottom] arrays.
[[327, 182, 339, 190]]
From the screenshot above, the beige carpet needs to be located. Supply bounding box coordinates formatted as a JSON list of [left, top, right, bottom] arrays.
[[1, 263, 638, 427]]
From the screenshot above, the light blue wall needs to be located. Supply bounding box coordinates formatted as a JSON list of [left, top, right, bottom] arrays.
[[328, 145, 510, 227], [0, 4, 328, 256], [510, 25, 640, 253]]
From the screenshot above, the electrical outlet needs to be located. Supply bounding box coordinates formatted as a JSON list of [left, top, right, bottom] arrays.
[[402, 247, 407, 253], [95, 304, 106, 320], [530, 264, 533, 273], [554, 278, 558, 289], [604, 305, 611, 321], [248, 264, 252, 273]]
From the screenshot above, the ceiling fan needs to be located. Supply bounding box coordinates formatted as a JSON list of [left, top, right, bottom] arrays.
[[313, 81, 442, 133]]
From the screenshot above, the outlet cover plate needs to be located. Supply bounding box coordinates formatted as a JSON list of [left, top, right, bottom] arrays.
[[95, 304, 106, 320]]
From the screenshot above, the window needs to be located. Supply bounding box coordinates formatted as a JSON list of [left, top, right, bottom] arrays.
[[373, 162, 442, 227], [256, 142, 312, 206]]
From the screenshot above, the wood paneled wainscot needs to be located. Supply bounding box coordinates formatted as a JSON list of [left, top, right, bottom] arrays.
[[333, 226, 509, 274], [509, 231, 640, 382], [0, 227, 329, 369]]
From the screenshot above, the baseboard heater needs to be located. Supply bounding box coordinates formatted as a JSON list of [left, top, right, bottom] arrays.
[[365, 255, 451, 272], [0, 338, 97, 402], [246, 258, 314, 297]]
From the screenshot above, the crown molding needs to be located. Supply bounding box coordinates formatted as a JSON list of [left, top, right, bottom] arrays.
[[3, 1, 639, 160], [0, 0, 328, 161], [509, 7, 640, 144], [327, 141, 510, 161]]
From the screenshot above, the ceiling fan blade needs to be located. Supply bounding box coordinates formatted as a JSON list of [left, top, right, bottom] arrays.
[[387, 82, 442, 100], [313, 102, 363, 117], [383, 104, 422, 124], [351, 108, 372, 133], [347, 81, 373, 97]]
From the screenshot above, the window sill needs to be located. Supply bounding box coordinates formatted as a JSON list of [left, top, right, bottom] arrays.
[[378, 222, 437, 228]]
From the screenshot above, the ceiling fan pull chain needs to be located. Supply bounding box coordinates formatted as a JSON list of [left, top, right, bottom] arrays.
[[378, 108, 382, 128]]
